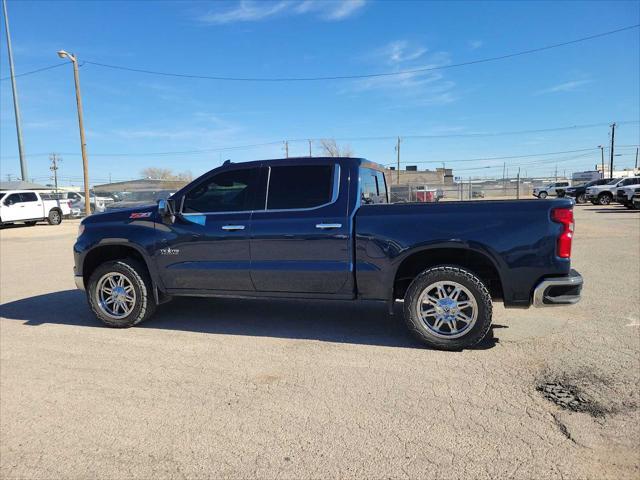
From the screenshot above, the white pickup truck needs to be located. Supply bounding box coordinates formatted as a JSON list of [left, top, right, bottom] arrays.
[[0, 190, 71, 226]]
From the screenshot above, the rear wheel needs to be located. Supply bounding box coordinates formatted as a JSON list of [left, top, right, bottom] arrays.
[[403, 266, 493, 350], [87, 259, 156, 328], [47, 209, 62, 225], [597, 193, 612, 205]]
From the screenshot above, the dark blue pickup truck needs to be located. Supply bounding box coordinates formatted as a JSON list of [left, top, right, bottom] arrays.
[[74, 157, 582, 349]]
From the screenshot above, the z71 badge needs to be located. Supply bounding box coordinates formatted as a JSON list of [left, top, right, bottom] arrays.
[[129, 212, 152, 219]]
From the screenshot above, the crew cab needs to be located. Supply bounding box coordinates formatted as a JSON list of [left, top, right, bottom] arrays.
[[533, 181, 570, 199], [586, 177, 640, 205], [0, 190, 69, 226], [564, 178, 612, 204], [73, 157, 583, 350]]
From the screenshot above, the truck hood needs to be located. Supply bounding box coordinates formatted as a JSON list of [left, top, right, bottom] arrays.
[[81, 204, 157, 224]]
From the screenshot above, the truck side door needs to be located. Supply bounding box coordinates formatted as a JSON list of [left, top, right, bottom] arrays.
[[155, 166, 262, 292], [18, 192, 42, 219], [249, 162, 353, 296], [1, 193, 25, 221]]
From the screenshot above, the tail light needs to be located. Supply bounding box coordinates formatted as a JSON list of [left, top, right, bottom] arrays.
[[551, 208, 574, 258]]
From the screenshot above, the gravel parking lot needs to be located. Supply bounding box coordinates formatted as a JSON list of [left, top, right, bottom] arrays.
[[1, 205, 639, 479]]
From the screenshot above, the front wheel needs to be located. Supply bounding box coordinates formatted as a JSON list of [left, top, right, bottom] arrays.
[[597, 193, 612, 205], [538, 191, 548, 199], [403, 266, 493, 350], [87, 259, 156, 328], [576, 193, 587, 204]]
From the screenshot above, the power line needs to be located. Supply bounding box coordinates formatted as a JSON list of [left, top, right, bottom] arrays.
[[68, 24, 640, 82], [3, 120, 638, 161], [0, 62, 66, 82]]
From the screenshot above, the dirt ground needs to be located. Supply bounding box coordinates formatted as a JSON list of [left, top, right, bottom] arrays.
[[1, 205, 639, 479]]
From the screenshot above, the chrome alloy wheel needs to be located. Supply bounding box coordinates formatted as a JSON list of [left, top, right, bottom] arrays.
[[96, 272, 137, 319], [416, 280, 478, 339]]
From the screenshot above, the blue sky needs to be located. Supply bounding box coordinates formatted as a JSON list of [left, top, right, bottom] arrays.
[[1, 0, 639, 185]]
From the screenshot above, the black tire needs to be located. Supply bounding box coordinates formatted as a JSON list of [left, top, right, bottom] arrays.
[[538, 191, 548, 199], [87, 259, 156, 328], [25, 221, 37, 226], [403, 266, 493, 350], [597, 193, 612, 205], [576, 193, 587, 204], [47, 209, 62, 225]]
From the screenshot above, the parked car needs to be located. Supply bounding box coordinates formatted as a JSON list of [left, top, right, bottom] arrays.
[[105, 190, 174, 211], [73, 157, 583, 351], [0, 190, 69, 226], [633, 190, 640, 210], [616, 185, 640, 209], [564, 178, 612, 204], [533, 181, 571, 199], [69, 191, 115, 214], [586, 177, 640, 205], [472, 189, 485, 198]]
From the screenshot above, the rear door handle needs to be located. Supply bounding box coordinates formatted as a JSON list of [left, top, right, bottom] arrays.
[[222, 225, 245, 231], [315, 223, 342, 229]]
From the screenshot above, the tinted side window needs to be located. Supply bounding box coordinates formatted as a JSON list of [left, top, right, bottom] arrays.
[[361, 168, 388, 204], [621, 178, 640, 186], [183, 169, 253, 213], [267, 165, 334, 210], [4, 193, 22, 205], [20, 192, 38, 202], [375, 170, 388, 203]]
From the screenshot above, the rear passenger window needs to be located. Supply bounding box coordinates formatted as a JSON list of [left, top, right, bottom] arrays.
[[20, 192, 38, 202], [266, 165, 334, 210]]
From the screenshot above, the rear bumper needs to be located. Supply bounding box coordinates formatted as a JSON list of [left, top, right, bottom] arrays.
[[533, 269, 583, 307]]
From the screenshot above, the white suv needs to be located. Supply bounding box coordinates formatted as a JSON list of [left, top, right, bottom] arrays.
[[533, 181, 571, 199], [586, 177, 640, 205]]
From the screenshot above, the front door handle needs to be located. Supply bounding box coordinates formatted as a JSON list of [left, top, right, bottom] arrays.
[[315, 223, 342, 229], [222, 225, 245, 231]]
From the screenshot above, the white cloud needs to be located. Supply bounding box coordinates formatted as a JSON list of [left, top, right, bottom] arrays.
[[535, 79, 592, 95], [346, 43, 457, 106], [469, 40, 483, 50], [198, 0, 365, 24]]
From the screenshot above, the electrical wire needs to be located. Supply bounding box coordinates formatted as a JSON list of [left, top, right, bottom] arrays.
[[3, 24, 633, 83], [0, 62, 67, 82]]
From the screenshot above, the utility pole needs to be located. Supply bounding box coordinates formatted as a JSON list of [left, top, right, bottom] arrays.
[[609, 122, 616, 179], [516, 167, 521, 199], [6, 173, 13, 182], [49, 153, 60, 195], [502, 162, 506, 192], [598, 145, 605, 177], [57, 50, 91, 216], [635, 147, 638, 171], [284, 140, 289, 158], [554, 164, 558, 182], [395, 136, 401, 185], [2, 0, 28, 181], [308, 139, 312, 157]]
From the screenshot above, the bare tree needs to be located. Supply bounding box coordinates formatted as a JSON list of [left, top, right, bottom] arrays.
[[141, 167, 192, 181], [318, 139, 354, 157]]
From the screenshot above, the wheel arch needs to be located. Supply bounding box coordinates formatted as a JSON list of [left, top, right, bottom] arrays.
[[392, 246, 504, 302], [82, 243, 154, 289]]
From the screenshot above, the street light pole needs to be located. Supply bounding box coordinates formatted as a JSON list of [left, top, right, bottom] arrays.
[[58, 50, 91, 216], [2, 0, 28, 181]]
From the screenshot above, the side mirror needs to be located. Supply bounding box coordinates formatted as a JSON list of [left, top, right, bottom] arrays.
[[158, 198, 176, 224]]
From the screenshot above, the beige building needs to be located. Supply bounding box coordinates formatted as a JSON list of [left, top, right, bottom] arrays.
[[385, 167, 454, 186]]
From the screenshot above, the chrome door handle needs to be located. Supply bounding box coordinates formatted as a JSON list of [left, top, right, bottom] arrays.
[[222, 225, 245, 231], [315, 223, 342, 229]]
